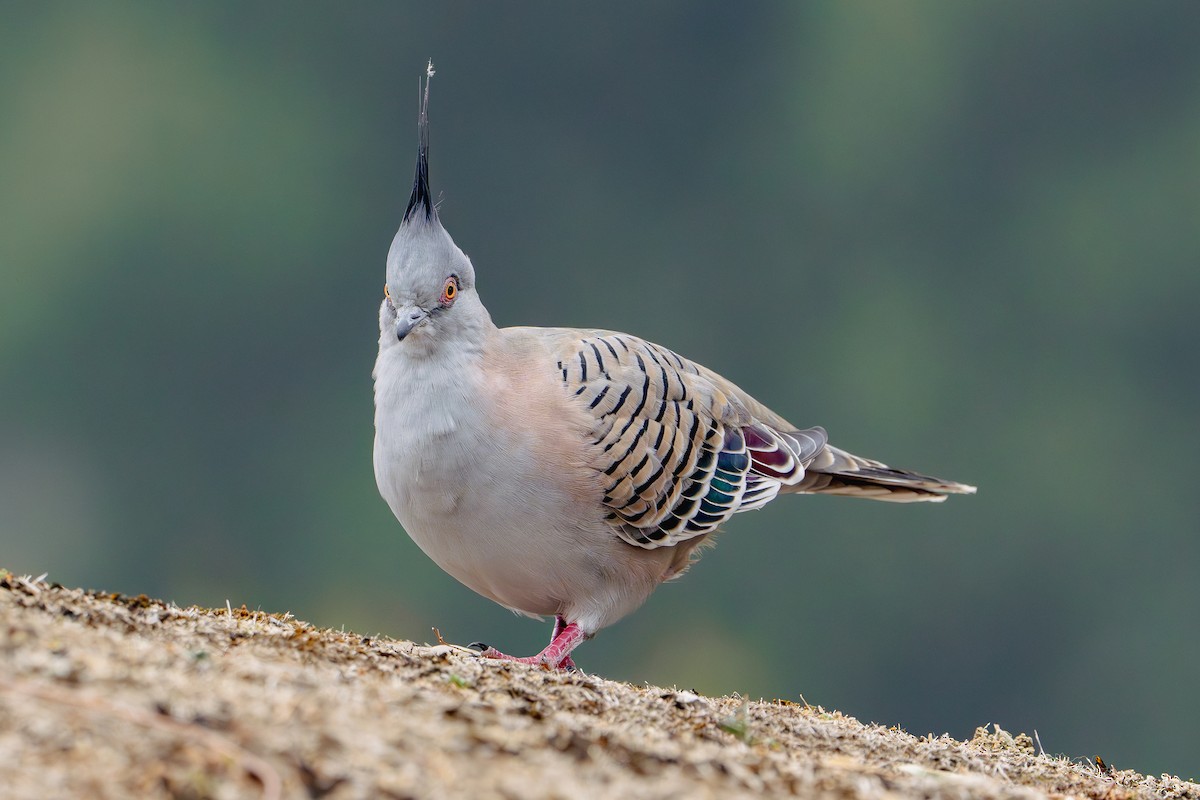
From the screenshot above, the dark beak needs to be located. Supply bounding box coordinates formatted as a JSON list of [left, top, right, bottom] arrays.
[[395, 307, 429, 341]]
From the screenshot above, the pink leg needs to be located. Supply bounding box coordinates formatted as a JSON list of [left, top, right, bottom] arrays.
[[474, 618, 587, 670], [550, 615, 578, 671]]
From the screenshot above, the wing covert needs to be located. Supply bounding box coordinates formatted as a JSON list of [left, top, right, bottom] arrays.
[[558, 333, 826, 549]]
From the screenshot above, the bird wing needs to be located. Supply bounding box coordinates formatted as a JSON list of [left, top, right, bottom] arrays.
[[555, 332, 827, 549]]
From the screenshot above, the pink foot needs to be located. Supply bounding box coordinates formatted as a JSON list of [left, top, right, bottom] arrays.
[[472, 620, 587, 671]]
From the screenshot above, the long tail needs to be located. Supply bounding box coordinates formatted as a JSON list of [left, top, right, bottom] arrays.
[[792, 444, 977, 503]]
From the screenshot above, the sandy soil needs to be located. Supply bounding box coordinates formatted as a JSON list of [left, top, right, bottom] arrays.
[[1, 570, 1195, 799]]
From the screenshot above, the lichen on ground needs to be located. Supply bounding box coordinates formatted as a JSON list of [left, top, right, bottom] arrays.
[[1, 571, 1195, 800]]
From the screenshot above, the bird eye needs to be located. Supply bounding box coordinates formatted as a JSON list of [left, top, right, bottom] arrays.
[[440, 276, 459, 307], [384, 283, 391, 299]]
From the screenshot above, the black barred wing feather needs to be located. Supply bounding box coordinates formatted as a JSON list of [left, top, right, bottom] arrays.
[[559, 333, 826, 550]]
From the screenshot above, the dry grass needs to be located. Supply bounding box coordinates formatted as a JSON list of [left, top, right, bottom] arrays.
[[1, 570, 1195, 800]]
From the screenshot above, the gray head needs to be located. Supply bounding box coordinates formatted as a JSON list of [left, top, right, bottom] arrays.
[[381, 63, 487, 353]]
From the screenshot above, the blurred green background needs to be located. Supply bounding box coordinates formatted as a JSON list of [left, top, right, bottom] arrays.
[[2, 0, 1198, 778]]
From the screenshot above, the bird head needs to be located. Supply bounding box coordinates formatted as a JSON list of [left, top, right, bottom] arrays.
[[380, 62, 484, 353]]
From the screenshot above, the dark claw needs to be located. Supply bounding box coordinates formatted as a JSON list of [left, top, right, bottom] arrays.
[[467, 641, 490, 652]]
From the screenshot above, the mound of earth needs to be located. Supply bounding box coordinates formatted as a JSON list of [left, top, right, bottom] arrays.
[[1, 571, 1194, 799]]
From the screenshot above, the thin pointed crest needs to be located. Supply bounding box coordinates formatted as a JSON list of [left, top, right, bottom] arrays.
[[403, 61, 436, 224]]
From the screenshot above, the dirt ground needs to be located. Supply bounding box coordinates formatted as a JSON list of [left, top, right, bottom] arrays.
[[1, 571, 1195, 800]]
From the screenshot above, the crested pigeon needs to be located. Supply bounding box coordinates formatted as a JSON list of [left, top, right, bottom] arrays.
[[372, 65, 975, 671]]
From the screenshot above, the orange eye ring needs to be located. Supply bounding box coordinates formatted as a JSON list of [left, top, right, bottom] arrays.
[[384, 283, 391, 300], [440, 276, 459, 306]]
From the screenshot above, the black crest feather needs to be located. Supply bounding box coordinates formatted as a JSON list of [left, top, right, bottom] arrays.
[[403, 61, 435, 224]]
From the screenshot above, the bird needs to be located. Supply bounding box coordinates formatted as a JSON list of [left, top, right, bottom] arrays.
[[372, 64, 975, 671]]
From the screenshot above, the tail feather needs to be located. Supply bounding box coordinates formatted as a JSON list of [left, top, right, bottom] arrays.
[[793, 445, 976, 503]]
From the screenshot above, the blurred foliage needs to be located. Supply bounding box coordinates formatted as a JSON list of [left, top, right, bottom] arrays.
[[2, 0, 1198, 778]]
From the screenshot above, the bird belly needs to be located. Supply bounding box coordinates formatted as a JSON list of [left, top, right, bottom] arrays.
[[396, 499, 578, 618], [374, 422, 667, 629]]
